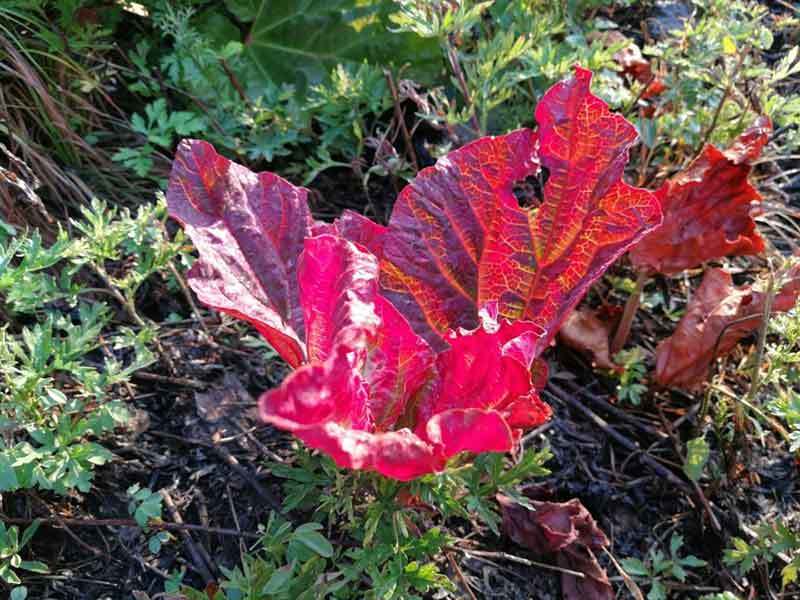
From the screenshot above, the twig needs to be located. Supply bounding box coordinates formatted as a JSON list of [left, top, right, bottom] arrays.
[[455, 548, 586, 578], [161, 490, 216, 584], [167, 258, 209, 335], [545, 384, 693, 494], [623, 73, 657, 117], [218, 58, 250, 106], [603, 547, 645, 600], [701, 312, 764, 423], [132, 371, 206, 389], [744, 267, 775, 406], [88, 261, 177, 374], [692, 54, 742, 161], [0, 515, 261, 540], [211, 442, 282, 511], [562, 381, 668, 440], [445, 36, 481, 134], [384, 69, 419, 171], [446, 551, 479, 600], [657, 408, 722, 533]]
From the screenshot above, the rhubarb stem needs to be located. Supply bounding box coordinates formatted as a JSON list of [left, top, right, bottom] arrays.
[[611, 270, 648, 355]]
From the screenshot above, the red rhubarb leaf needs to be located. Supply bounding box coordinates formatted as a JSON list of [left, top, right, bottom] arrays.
[[321, 209, 388, 258], [298, 234, 381, 362], [655, 264, 800, 389], [630, 117, 771, 275], [167, 139, 312, 367], [376, 67, 661, 352], [498, 494, 613, 600], [259, 266, 547, 480], [416, 311, 550, 437]]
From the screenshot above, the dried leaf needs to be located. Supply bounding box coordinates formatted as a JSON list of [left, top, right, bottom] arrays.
[[630, 118, 771, 275], [558, 307, 619, 371], [655, 265, 800, 388], [498, 494, 613, 600]]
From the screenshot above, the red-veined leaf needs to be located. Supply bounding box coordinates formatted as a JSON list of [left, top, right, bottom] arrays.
[[369, 67, 660, 352]]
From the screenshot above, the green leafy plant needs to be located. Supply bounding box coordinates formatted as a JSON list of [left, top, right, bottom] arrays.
[[127, 484, 164, 528], [259, 444, 549, 597], [613, 347, 648, 405], [683, 435, 711, 482], [112, 99, 205, 178], [725, 521, 800, 589], [763, 311, 800, 453], [168, 513, 338, 600], [0, 520, 48, 598], [641, 0, 800, 175], [622, 534, 708, 600], [0, 198, 183, 496]]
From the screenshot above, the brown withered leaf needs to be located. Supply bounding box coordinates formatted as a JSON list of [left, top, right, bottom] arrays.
[[630, 117, 771, 275], [588, 30, 666, 100], [655, 265, 800, 388], [558, 307, 621, 371], [497, 494, 613, 600]]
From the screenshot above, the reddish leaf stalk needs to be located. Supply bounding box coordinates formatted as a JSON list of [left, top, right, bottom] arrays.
[[610, 270, 648, 355]]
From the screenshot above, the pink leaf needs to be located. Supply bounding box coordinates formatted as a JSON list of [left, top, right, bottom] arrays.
[[298, 234, 381, 362]]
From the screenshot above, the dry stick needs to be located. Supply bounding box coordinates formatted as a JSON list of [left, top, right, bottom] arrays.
[[692, 54, 742, 162], [623, 73, 657, 117], [603, 547, 645, 600], [445, 551, 479, 600], [0, 515, 262, 540], [699, 310, 768, 425], [132, 370, 206, 389], [167, 266, 210, 333], [544, 385, 693, 494], [161, 225, 210, 336], [445, 36, 481, 134], [161, 490, 216, 584], [384, 69, 419, 172], [456, 548, 586, 579], [743, 268, 775, 408], [218, 58, 250, 106], [610, 270, 648, 355], [712, 385, 791, 444], [211, 442, 282, 512], [561, 380, 668, 440]]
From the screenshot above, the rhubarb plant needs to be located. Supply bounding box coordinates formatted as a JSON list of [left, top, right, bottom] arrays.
[[166, 67, 662, 480]]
